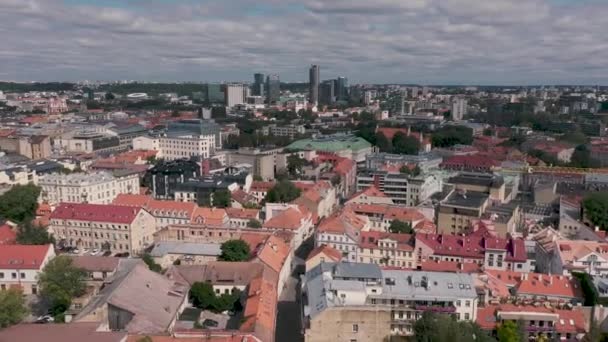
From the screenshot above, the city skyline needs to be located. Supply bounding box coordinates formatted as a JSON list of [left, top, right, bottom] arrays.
[[1, 0, 608, 84]]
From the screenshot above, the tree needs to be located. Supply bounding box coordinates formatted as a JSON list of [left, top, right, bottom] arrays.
[[141, 253, 162, 273], [287, 154, 307, 176], [247, 219, 262, 228], [265, 180, 302, 203], [413, 311, 495, 342], [375, 132, 391, 152], [432, 126, 474, 148], [392, 132, 420, 155], [16, 221, 54, 245], [104, 92, 115, 101], [497, 321, 520, 342], [0, 184, 41, 223], [389, 220, 413, 234], [0, 288, 27, 328], [212, 190, 231, 208], [400, 165, 421, 177], [38, 255, 87, 315], [219, 239, 250, 262], [189, 281, 242, 313], [583, 192, 608, 231]]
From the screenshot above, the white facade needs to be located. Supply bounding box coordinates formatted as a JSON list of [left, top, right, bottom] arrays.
[[225, 84, 246, 107], [356, 173, 442, 206], [0, 245, 55, 295], [270, 125, 306, 139], [315, 231, 359, 262], [133, 134, 216, 160], [451, 97, 467, 121], [38, 172, 139, 205]]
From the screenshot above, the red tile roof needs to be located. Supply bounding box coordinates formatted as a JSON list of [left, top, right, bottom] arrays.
[[263, 207, 308, 230], [359, 231, 414, 251], [191, 207, 227, 226], [413, 219, 436, 234], [0, 224, 17, 245], [0, 244, 52, 269], [420, 260, 481, 273], [306, 244, 343, 263], [347, 203, 425, 223], [317, 208, 367, 234], [476, 304, 587, 334], [333, 157, 356, 176], [250, 181, 275, 192], [226, 208, 259, 220], [255, 235, 290, 274], [50, 203, 143, 224], [416, 233, 527, 262], [349, 186, 387, 200], [376, 127, 431, 145], [516, 273, 583, 300], [440, 155, 500, 170]]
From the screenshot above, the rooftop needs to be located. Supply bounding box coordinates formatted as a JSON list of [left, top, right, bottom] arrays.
[[50, 203, 144, 224], [441, 190, 489, 208], [0, 244, 52, 270]]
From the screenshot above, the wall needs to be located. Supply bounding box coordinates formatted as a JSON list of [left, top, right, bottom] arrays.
[[305, 307, 391, 342]]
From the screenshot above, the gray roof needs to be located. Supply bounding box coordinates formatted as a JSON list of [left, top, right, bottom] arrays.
[[333, 262, 382, 280], [149, 242, 221, 258], [448, 172, 504, 188], [378, 270, 477, 301], [442, 190, 489, 208]]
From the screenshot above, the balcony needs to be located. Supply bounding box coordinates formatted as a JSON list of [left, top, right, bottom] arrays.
[[414, 305, 457, 313]]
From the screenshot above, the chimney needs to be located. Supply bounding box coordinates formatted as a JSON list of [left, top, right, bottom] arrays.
[[549, 276, 553, 285]]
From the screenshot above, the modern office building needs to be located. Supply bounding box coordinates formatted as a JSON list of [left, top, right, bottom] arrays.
[[252, 73, 265, 96], [225, 83, 246, 107], [206, 83, 224, 103], [320, 80, 336, 105], [266, 74, 280, 105], [356, 170, 442, 206], [336, 77, 348, 101], [309, 65, 320, 105], [143, 159, 201, 200]]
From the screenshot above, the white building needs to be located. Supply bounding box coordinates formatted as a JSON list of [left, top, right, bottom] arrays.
[[269, 124, 306, 139], [356, 172, 442, 206], [0, 244, 55, 295], [38, 171, 140, 205], [225, 84, 246, 108], [451, 97, 468, 121], [133, 133, 216, 160], [551, 240, 608, 276]]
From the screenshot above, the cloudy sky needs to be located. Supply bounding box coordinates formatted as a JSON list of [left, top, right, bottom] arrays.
[[1, 0, 607, 84]]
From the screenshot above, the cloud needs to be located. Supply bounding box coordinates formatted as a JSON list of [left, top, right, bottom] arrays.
[[0, 0, 606, 84]]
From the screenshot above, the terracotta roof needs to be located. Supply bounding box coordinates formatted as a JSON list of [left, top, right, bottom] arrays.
[[349, 186, 388, 201], [333, 157, 356, 175], [347, 203, 425, 223], [226, 207, 259, 220], [516, 273, 583, 299], [555, 240, 608, 264], [191, 207, 228, 226], [317, 208, 368, 234], [263, 207, 307, 230], [413, 219, 436, 234], [250, 181, 275, 192], [0, 224, 17, 245], [476, 304, 587, 334], [112, 194, 152, 207], [240, 266, 277, 342], [306, 244, 343, 263], [359, 231, 414, 251], [255, 235, 290, 274], [376, 127, 431, 145], [0, 323, 126, 342], [0, 244, 52, 270], [127, 335, 254, 342], [240, 232, 272, 255], [36, 203, 52, 216], [416, 233, 527, 262], [50, 203, 143, 224], [230, 189, 256, 205], [440, 155, 500, 169], [420, 260, 481, 273]]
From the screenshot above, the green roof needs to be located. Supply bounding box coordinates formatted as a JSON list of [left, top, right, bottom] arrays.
[[287, 135, 372, 152]]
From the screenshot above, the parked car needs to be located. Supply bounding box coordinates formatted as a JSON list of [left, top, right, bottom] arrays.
[[91, 249, 100, 256], [35, 315, 54, 324]]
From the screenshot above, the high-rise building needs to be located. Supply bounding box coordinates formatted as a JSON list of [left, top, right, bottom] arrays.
[[225, 83, 246, 107], [206, 84, 224, 103], [336, 77, 348, 101], [266, 74, 280, 105], [252, 73, 265, 96], [451, 96, 468, 121], [320, 80, 336, 105], [309, 65, 320, 105]]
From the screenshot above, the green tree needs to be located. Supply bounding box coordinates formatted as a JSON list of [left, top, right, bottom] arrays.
[[104, 92, 115, 101], [375, 132, 391, 152], [219, 239, 250, 262], [400, 165, 421, 177], [389, 220, 413, 234], [432, 126, 474, 148], [16, 221, 55, 245], [247, 219, 262, 228], [583, 192, 608, 230], [287, 154, 307, 176], [0, 184, 41, 223], [38, 255, 87, 314], [212, 190, 231, 208], [141, 253, 162, 273], [189, 281, 216, 310], [497, 321, 520, 342], [0, 288, 27, 328], [392, 132, 420, 155], [413, 311, 495, 342], [265, 180, 302, 203]]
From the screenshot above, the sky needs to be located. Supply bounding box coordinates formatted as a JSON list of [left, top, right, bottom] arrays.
[[1, 0, 607, 84]]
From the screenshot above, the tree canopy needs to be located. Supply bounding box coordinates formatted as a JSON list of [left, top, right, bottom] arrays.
[[189, 281, 242, 313], [583, 192, 608, 230], [16, 221, 55, 245], [142, 253, 162, 273], [247, 219, 262, 228], [0, 288, 27, 328], [0, 184, 41, 223], [265, 180, 302, 203], [389, 220, 413, 234], [496, 321, 521, 342], [413, 311, 495, 342], [219, 239, 251, 262], [38, 255, 87, 315], [432, 126, 474, 148], [212, 190, 232, 208], [392, 132, 421, 155], [287, 154, 308, 176]]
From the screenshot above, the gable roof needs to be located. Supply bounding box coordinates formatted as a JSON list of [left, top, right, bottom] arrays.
[[348, 186, 388, 201], [50, 203, 144, 224], [70, 256, 121, 273], [306, 244, 343, 263], [226, 207, 259, 220], [255, 235, 290, 274], [0, 323, 126, 342], [191, 207, 227, 225], [359, 231, 414, 252], [263, 207, 307, 230], [0, 244, 52, 270], [317, 208, 368, 237], [416, 233, 527, 262]]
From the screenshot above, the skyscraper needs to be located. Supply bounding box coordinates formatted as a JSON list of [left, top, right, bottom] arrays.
[[266, 74, 280, 105], [309, 65, 320, 105], [252, 73, 265, 96], [320, 80, 336, 105], [336, 77, 348, 101]]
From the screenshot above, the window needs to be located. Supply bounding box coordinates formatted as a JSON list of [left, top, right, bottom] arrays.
[[20, 273, 25, 279], [456, 300, 461, 306], [465, 300, 471, 307], [517, 263, 522, 269], [31, 285, 37, 295], [0, 272, 3, 279], [352, 324, 359, 333], [11, 273, 16, 279], [464, 313, 470, 320]]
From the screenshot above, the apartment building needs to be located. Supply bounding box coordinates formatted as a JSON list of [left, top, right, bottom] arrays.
[[315, 208, 371, 262], [134, 133, 216, 160], [551, 240, 608, 276], [302, 263, 478, 340], [38, 171, 140, 205], [346, 203, 426, 231], [437, 190, 490, 235], [269, 124, 305, 139], [356, 170, 442, 206], [358, 231, 416, 268], [0, 244, 55, 295], [49, 203, 156, 255]]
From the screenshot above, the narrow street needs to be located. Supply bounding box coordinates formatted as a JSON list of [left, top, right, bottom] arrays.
[[275, 272, 304, 342]]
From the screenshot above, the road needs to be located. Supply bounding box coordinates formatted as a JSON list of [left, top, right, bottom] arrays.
[[275, 271, 304, 342]]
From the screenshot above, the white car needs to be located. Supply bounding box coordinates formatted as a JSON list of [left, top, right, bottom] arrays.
[[91, 249, 100, 256]]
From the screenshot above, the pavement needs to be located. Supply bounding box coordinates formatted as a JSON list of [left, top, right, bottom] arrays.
[[275, 272, 304, 342]]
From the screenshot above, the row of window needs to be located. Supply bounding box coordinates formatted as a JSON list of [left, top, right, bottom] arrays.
[[0, 272, 26, 280]]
